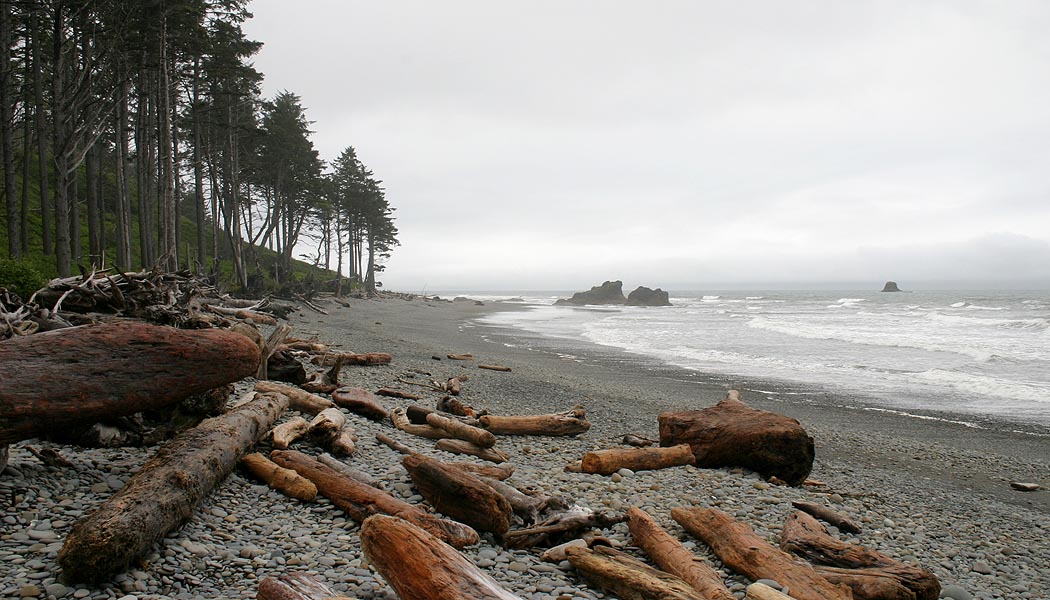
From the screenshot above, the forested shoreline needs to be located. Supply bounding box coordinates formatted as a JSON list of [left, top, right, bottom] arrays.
[[0, 1, 397, 294]]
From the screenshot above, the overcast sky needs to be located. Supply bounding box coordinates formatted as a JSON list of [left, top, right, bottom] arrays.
[[244, 1, 1050, 291]]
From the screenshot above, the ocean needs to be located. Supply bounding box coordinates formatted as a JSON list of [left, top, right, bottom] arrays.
[[447, 290, 1050, 434]]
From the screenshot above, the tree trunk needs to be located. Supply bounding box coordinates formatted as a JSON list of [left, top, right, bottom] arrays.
[[57, 391, 290, 583], [566, 544, 709, 600], [480, 407, 591, 436], [331, 387, 388, 421], [581, 444, 695, 476], [191, 59, 206, 266], [0, 1, 18, 258], [360, 514, 523, 600], [402, 453, 513, 535], [670, 507, 853, 600], [0, 322, 261, 444], [270, 449, 479, 548], [51, 7, 70, 275], [626, 507, 735, 600], [658, 390, 815, 485], [780, 511, 939, 600], [158, 16, 176, 271], [31, 8, 51, 256], [114, 82, 132, 268], [85, 146, 101, 265]]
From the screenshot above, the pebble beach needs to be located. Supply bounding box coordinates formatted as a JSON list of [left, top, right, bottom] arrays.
[[1, 296, 1047, 600]]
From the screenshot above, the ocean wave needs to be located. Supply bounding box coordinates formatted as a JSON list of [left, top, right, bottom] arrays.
[[912, 369, 1050, 404], [701, 295, 721, 301], [836, 298, 865, 303], [746, 296, 764, 300], [927, 312, 1049, 330]]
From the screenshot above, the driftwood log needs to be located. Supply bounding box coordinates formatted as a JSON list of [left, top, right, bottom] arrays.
[[331, 387, 388, 420], [317, 453, 382, 489], [481, 477, 566, 525], [301, 356, 344, 394], [0, 322, 259, 444], [503, 504, 626, 549], [791, 501, 863, 534], [403, 454, 513, 534], [271, 449, 478, 548], [671, 507, 853, 600], [426, 412, 496, 448], [435, 438, 508, 463], [480, 407, 591, 436], [360, 514, 523, 600], [626, 507, 734, 600], [257, 572, 353, 600], [272, 417, 311, 449], [478, 364, 511, 372], [437, 395, 481, 418], [565, 544, 708, 600], [658, 390, 815, 485], [376, 387, 423, 400], [376, 432, 515, 481], [392, 408, 450, 439], [781, 511, 939, 600], [255, 381, 335, 414], [57, 391, 289, 583], [241, 452, 317, 501], [581, 444, 695, 475], [746, 583, 795, 600]]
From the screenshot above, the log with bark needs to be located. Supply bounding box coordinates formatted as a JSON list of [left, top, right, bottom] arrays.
[[257, 572, 353, 600], [331, 387, 388, 421], [271, 417, 311, 449], [565, 544, 709, 600], [0, 322, 260, 445], [791, 501, 863, 534], [241, 452, 317, 501], [503, 504, 626, 549], [403, 453, 513, 534], [658, 390, 815, 486], [57, 391, 289, 583], [581, 444, 695, 476], [435, 438, 509, 463], [480, 406, 591, 436], [376, 387, 423, 400], [426, 412, 497, 448], [360, 514, 523, 600], [671, 507, 853, 600], [255, 381, 335, 414], [626, 507, 734, 600], [781, 511, 939, 600], [270, 449, 478, 548]]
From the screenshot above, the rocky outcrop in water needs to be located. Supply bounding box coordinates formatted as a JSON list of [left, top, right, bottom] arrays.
[[555, 281, 627, 306], [626, 286, 671, 306], [881, 281, 902, 292]]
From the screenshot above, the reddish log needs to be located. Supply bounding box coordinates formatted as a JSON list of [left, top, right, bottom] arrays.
[[626, 507, 734, 600], [402, 453, 513, 534], [331, 387, 388, 420], [581, 444, 695, 475]]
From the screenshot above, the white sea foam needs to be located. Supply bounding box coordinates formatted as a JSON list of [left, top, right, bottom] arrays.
[[746, 296, 764, 300], [912, 369, 1050, 404]]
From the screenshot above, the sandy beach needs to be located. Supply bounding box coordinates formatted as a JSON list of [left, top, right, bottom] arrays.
[[1, 295, 1047, 600]]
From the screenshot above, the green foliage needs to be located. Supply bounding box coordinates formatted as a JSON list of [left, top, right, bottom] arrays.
[[0, 257, 47, 295]]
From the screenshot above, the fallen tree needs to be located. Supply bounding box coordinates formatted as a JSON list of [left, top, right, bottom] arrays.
[[57, 391, 289, 583], [255, 381, 335, 414]]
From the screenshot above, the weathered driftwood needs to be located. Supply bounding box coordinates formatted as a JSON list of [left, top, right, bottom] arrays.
[[317, 453, 382, 489], [403, 454, 513, 534], [272, 417, 311, 449], [581, 444, 695, 476], [437, 395, 483, 418], [426, 412, 497, 448], [0, 322, 259, 445], [343, 352, 393, 366], [392, 408, 451, 440], [284, 339, 331, 354], [658, 390, 815, 486], [444, 377, 463, 395], [331, 387, 388, 421], [671, 507, 853, 600], [622, 434, 656, 447], [781, 511, 939, 600], [503, 504, 626, 549], [566, 544, 708, 600], [271, 450, 478, 548], [541, 539, 589, 562], [255, 381, 335, 414], [480, 407, 591, 436], [480, 477, 565, 525], [206, 304, 277, 325], [447, 353, 474, 360], [376, 387, 423, 400], [360, 514, 523, 600], [241, 452, 317, 501], [376, 433, 514, 481], [478, 364, 512, 372], [267, 349, 307, 385], [57, 391, 289, 583], [435, 438, 508, 463], [791, 501, 862, 534], [309, 408, 355, 456], [626, 507, 734, 600], [258, 324, 292, 380], [301, 355, 344, 394], [377, 432, 417, 455], [257, 572, 353, 600], [330, 423, 357, 456], [746, 583, 795, 600]]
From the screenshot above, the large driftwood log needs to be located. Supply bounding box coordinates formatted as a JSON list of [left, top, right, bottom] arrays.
[[331, 387, 388, 421], [257, 572, 353, 600], [480, 477, 565, 525], [241, 452, 317, 501], [0, 322, 260, 444], [403, 454, 513, 534], [480, 406, 591, 436], [435, 438, 509, 463], [746, 583, 795, 600], [671, 507, 853, 600], [426, 412, 497, 448], [781, 511, 939, 600], [581, 444, 695, 476], [565, 544, 709, 600], [791, 501, 862, 534], [361, 514, 523, 600], [392, 408, 451, 439], [271, 449, 478, 548], [658, 390, 815, 485], [255, 381, 335, 414], [57, 391, 289, 583], [626, 507, 734, 600]]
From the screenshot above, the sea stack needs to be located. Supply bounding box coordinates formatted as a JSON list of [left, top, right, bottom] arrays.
[[626, 286, 672, 306], [881, 281, 902, 292], [555, 281, 627, 305]]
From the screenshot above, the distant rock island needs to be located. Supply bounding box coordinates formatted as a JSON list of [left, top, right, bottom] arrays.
[[881, 281, 902, 292], [555, 281, 671, 306]]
